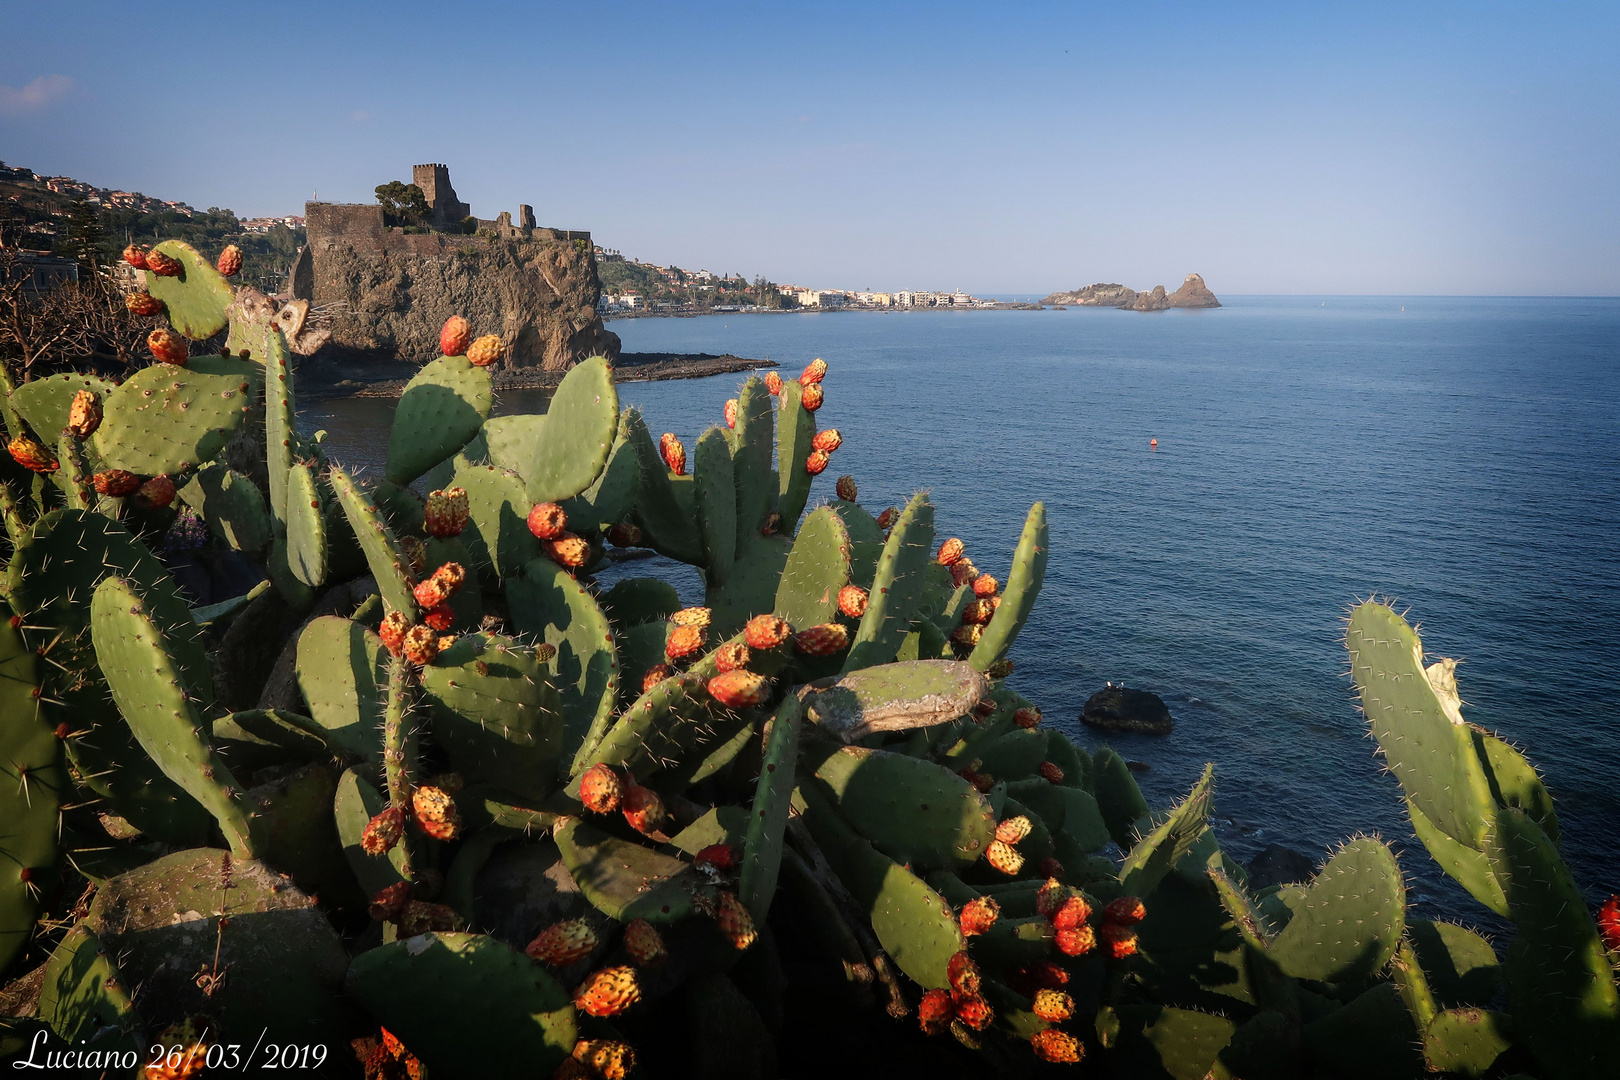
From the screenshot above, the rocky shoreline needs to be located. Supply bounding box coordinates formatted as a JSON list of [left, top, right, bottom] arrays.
[[301, 352, 773, 400], [1043, 273, 1221, 311]]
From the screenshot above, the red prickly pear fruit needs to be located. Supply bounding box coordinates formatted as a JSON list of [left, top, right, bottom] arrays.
[[962, 598, 995, 625], [125, 291, 163, 316], [972, 573, 999, 597], [986, 839, 1024, 876], [804, 449, 830, 475], [958, 896, 1000, 936], [1104, 896, 1146, 926], [413, 562, 466, 609], [623, 918, 667, 968], [7, 436, 56, 473], [714, 641, 752, 673], [837, 584, 868, 619], [724, 398, 738, 428], [379, 610, 410, 656], [658, 432, 686, 475], [800, 383, 824, 411], [572, 1039, 637, 1080], [402, 624, 440, 665], [439, 315, 472, 356], [1036, 856, 1065, 879], [1038, 760, 1065, 784], [995, 816, 1032, 845], [1036, 878, 1067, 917], [800, 357, 827, 384], [66, 389, 102, 438], [145, 249, 182, 276], [1056, 924, 1097, 957], [958, 766, 993, 793], [707, 670, 768, 709], [952, 992, 994, 1030], [936, 538, 965, 566], [641, 663, 674, 693], [466, 334, 505, 367], [1013, 706, 1042, 729], [424, 486, 469, 537], [361, 805, 406, 854], [136, 475, 176, 508], [528, 918, 600, 967], [544, 532, 591, 569], [1026, 960, 1070, 990], [665, 624, 706, 662], [793, 623, 849, 656], [423, 603, 455, 631], [918, 987, 953, 1035], [607, 521, 642, 547], [411, 785, 461, 841], [875, 506, 898, 530], [1100, 921, 1138, 959], [368, 881, 412, 921], [579, 763, 624, 814], [694, 843, 738, 872], [745, 614, 793, 650], [670, 606, 712, 627], [835, 475, 857, 501], [761, 510, 782, 535], [574, 965, 640, 1016], [1052, 895, 1092, 931], [217, 244, 242, 276], [398, 899, 462, 936], [527, 502, 567, 539], [122, 244, 149, 269], [811, 428, 842, 453], [92, 469, 141, 496], [147, 328, 188, 365], [950, 558, 980, 588], [621, 784, 666, 834], [988, 658, 1015, 678], [715, 891, 757, 950], [764, 370, 783, 395], [400, 535, 428, 576], [1599, 895, 1620, 954], [946, 950, 981, 996], [1031, 1030, 1084, 1064], [950, 624, 983, 649]]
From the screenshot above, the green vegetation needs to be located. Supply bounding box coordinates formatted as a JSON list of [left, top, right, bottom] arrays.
[[374, 180, 430, 227], [598, 259, 798, 310]]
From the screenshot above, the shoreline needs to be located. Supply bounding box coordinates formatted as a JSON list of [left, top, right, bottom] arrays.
[[302, 352, 774, 400], [605, 302, 1044, 320]]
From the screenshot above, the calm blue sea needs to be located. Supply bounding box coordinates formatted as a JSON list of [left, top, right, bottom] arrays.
[[310, 297, 1620, 922]]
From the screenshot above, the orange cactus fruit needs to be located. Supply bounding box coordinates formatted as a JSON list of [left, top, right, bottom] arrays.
[[658, 432, 686, 475], [1026, 960, 1070, 990], [412, 564, 463, 609], [572, 1040, 637, 1080], [122, 244, 149, 269], [952, 992, 994, 1030], [217, 244, 242, 276], [1051, 895, 1092, 931], [8, 436, 57, 474], [950, 558, 980, 588], [368, 881, 412, 922], [708, 670, 768, 709], [793, 622, 849, 656], [1600, 895, 1620, 955], [972, 573, 999, 597], [1104, 896, 1147, 926], [378, 611, 411, 657], [744, 614, 793, 650], [834, 475, 857, 501], [665, 624, 706, 662], [670, 606, 712, 628], [527, 501, 568, 540], [423, 603, 455, 632], [641, 663, 674, 694], [874, 506, 899, 530], [918, 987, 954, 1035], [607, 521, 643, 547], [147, 328, 188, 365], [411, 785, 461, 841], [125, 291, 163, 316], [62, 389, 99, 439], [950, 624, 984, 649], [92, 469, 141, 496], [946, 950, 981, 996], [800, 383, 824, 411], [1038, 760, 1066, 784], [1055, 925, 1097, 957], [424, 486, 469, 537], [1036, 856, 1065, 879], [145, 249, 182, 276], [1031, 1029, 1084, 1064], [764, 370, 783, 395], [1035, 878, 1067, 917], [724, 398, 739, 428], [694, 843, 738, 872], [962, 598, 996, 626], [811, 428, 842, 453], [837, 584, 869, 618], [800, 357, 828, 385], [936, 537, 965, 566], [529, 918, 601, 967], [136, 474, 176, 508], [439, 315, 472, 357], [578, 763, 624, 814], [360, 805, 406, 855], [995, 816, 1033, 845], [621, 784, 666, 834], [713, 641, 752, 673], [622, 919, 667, 968], [544, 533, 591, 569], [715, 891, 757, 951], [804, 449, 831, 475], [986, 839, 1024, 876], [958, 896, 1001, 936], [1013, 706, 1042, 730], [466, 333, 505, 367], [1100, 921, 1138, 959]]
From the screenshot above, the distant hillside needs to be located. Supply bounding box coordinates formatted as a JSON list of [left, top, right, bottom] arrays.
[[1043, 273, 1221, 311]]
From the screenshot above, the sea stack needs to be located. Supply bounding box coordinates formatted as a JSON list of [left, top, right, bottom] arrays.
[[1043, 273, 1220, 310]]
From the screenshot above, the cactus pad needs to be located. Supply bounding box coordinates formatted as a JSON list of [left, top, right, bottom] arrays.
[[1266, 836, 1405, 988], [179, 463, 271, 557], [10, 371, 116, 442], [94, 357, 256, 476], [513, 355, 619, 501], [775, 504, 853, 628], [0, 597, 59, 976], [809, 745, 996, 871], [293, 616, 388, 766], [968, 501, 1048, 673], [507, 558, 619, 773], [844, 491, 935, 672], [386, 355, 492, 485], [328, 465, 417, 617], [801, 660, 988, 741], [285, 461, 328, 586], [556, 817, 698, 922], [142, 239, 233, 338]]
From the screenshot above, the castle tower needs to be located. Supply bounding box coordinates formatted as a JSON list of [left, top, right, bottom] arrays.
[[411, 163, 470, 229]]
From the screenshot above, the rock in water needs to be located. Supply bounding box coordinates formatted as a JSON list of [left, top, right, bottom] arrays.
[[1245, 843, 1317, 890], [1081, 686, 1173, 735], [1042, 273, 1220, 310]]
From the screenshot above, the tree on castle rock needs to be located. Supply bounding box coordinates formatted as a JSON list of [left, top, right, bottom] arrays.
[[375, 181, 430, 226]]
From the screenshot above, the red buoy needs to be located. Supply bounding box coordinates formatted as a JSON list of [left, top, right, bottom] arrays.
[[1150, 438, 1158, 448]]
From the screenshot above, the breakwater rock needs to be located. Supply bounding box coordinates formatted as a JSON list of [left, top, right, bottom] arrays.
[[1043, 273, 1221, 311], [1081, 685, 1174, 735]]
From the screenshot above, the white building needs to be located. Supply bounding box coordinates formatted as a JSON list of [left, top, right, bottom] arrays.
[[797, 289, 847, 308]]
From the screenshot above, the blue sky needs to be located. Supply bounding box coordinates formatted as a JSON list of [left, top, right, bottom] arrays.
[[2, 1, 1616, 294]]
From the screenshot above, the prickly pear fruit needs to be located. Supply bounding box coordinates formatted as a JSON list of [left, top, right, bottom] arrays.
[[362, 806, 406, 855], [1103, 896, 1146, 926], [671, 606, 712, 628], [1056, 925, 1096, 957], [529, 918, 600, 967], [765, 371, 783, 395], [147, 1019, 210, 1079], [1009, 960, 1070, 996], [724, 398, 738, 428], [712, 641, 751, 674], [1036, 856, 1064, 879], [875, 506, 898, 530], [65, 388, 102, 438], [745, 614, 792, 650], [642, 664, 674, 693], [950, 558, 979, 588], [607, 522, 643, 547], [1013, 706, 1041, 730], [574, 966, 641, 1016], [572, 1039, 636, 1080], [544, 533, 591, 570], [837, 585, 869, 618], [621, 785, 666, 835], [1099, 922, 1137, 958], [947, 951, 981, 996], [958, 896, 1000, 936], [402, 624, 440, 666], [379, 611, 410, 656], [996, 816, 1033, 845], [122, 244, 149, 269], [804, 449, 831, 475], [707, 670, 768, 709], [369, 881, 412, 921], [93, 469, 141, 496], [1038, 761, 1065, 784], [962, 598, 996, 625], [411, 785, 461, 841], [136, 474, 176, 508], [8, 436, 57, 473], [125, 291, 163, 316], [715, 890, 757, 950], [147, 328, 188, 365], [936, 538, 965, 566], [918, 988, 953, 1036], [953, 993, 994, 1030], [1031, 1030, 1083, 1064], [658, 433, 686, 476], [579, 763, 624, 814], [950, 624, 983, 649], [800, 384, 824, 412], [527, 502, 567, 540], [145, 250, 182, 276], [1035, 878, 1066, 917], [466, 334, 505, 367], [413, 562, 467, 609], [811, 428, 842, 453], [1600, 895, 1620, 955], [623, 919, 667, 968], [422, 602, 456, 631], [695, 844, 738, 872], [400, 535, 428, 576], [1052, 896, 1091, 931], [835, 475, 857, 501], [439, 315, 471, 357], [988, 658, 1014, 679], [986, 839, 1024, 876], [801, 357, 827, 385], [665, 624, 706, 662], [793, 623, 849, 656], [958, 766, 993, 793], [217, 244, 242, 276], [424, 486, 469, 537]]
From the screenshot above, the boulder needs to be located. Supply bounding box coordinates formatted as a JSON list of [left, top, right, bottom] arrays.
[[1081, 686, 1173, 735]]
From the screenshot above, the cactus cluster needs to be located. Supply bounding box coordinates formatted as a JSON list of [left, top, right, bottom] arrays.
[[0, 242, 1612, 1079]]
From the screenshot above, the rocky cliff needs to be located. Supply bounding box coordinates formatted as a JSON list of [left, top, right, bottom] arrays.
[[1043, 273, 1220, 311], [290, 202, 619, 370]]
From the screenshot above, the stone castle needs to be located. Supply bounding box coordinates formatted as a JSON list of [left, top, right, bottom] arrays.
[[289, 163, 618, 369]]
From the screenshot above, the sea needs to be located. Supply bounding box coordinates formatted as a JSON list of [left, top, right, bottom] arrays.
[[306, 297, 1620, 924]]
